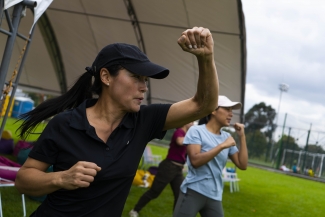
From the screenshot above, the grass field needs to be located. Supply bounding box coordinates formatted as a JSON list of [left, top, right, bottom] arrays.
[[3, 117, 46, 144], [122, 166, 325, 217], [123, 146, 325, 217], [1, 118, 325, 216]]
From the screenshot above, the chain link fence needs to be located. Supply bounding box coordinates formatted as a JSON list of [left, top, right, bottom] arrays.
[[242, 122, 325, 179], [152, 118, 325, 179]]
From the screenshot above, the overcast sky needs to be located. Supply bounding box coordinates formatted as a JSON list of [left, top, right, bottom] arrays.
[[241, 0, 325, 147]]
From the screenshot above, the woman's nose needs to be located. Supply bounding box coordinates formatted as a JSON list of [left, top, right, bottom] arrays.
[[139, 81, 148, 92]]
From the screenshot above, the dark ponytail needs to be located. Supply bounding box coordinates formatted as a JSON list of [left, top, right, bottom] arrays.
[[17, 64, 122, 139], [198, 114, 211, 125], [198, 107, 218, 125], [17, 70, 93, 139]]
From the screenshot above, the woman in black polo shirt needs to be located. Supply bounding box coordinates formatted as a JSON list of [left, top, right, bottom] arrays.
[[15, 27, 219, 217]]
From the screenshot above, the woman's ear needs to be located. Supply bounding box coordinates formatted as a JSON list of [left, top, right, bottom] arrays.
[[100, 68, 110, 84]]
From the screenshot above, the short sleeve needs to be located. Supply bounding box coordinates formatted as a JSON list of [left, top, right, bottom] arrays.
[[228, 145, 239, 156], [140, 103, 171, 140], [172, 128, 185, 140], [223, 131, 238, 156], [183, 126, 201, 146], [28, 115, 62, 165]]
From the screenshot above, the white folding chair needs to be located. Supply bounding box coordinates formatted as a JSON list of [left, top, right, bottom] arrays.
[[0, 178, 26, 217], [222, 168, 240, 193], [141, 146, 162, 170]]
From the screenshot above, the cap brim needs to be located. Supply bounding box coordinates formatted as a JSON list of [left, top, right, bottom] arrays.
[[232, 103, 242, 110], [121, 61, 169, 79], [219, 102, 242, 110]]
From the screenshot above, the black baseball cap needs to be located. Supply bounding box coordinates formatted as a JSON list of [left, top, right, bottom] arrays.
[[92, 43, 169, 79]]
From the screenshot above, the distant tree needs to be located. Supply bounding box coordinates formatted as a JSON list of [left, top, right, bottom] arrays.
[[274, 134, 300, 152], [246, 130, 267, 158], [244, 102, 276, 138], [306, 144, 325, 154]]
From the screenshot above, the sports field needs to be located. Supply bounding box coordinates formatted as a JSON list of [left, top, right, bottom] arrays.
[[1, 118, 324, 216]]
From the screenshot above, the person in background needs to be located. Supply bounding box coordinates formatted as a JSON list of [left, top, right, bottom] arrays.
[[173, 96, 248, 217], [307, 167, 314, 177], [129, 122, 193, 217], [292, 160, 300, 173], [280, 164, 291, 172], [15, 27, 219, 217]]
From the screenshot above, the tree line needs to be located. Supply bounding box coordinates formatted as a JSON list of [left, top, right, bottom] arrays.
[[243, 102, 325, 159]]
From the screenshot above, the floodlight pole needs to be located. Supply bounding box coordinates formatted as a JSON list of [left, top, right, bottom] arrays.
[[269, 83, 289, 160], [276, 113, 287, 169], [301, 123, 312, 172]]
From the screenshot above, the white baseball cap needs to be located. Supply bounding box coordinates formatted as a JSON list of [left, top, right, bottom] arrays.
[[218, 95, 242, 110]]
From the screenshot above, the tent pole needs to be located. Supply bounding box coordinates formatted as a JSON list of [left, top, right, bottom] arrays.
[[0, 0, 3, 21], [0, 3, 24, 101], [0, 27, 35, 138]]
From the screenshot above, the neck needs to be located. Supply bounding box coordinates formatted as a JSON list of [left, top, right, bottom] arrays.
[[205, 120, 222, 135], [88, 97, 126, 126]]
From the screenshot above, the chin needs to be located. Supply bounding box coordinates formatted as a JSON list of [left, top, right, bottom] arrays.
[[130, 105, 141, 113]]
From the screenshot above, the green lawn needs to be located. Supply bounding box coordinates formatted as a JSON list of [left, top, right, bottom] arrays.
[[3, 117, 46, 144], [1, 117, 45, 215], [122, 165, 324, 217], [1, 118, 324, 216]]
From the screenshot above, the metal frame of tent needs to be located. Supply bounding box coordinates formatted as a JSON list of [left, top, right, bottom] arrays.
[[0, 0, 38, 137], [0, 0, 247, 139]]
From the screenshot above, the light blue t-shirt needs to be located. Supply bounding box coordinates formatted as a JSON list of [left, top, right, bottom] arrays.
[[180, 124, 238, 201]]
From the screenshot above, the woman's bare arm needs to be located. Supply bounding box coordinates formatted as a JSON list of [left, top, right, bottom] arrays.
[[187, 137, 236, 168], [15, 157, 101, 196], [164, 27, 219, 130], [229, 123, 248, 170]]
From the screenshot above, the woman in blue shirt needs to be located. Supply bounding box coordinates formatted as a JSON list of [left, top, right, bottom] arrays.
[[173, 96, 248, 217]]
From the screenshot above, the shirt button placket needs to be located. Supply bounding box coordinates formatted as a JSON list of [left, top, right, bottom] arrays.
[[105, 139, 112, 157]]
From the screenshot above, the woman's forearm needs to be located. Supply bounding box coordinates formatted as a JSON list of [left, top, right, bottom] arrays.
[[194, 55, 219, 113], [15, 167, 62, 196], [237, 135, 248, 170], [189, 144, 223, 168]]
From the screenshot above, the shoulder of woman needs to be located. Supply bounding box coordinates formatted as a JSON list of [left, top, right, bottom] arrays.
[[186, 125, 202, 135], [47, 110, 72, 125], [221, 130, 231, 137], [139, 103, 172, 111]]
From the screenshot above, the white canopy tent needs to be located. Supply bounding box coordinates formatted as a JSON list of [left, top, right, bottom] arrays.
[[0, 0, 247, 126]]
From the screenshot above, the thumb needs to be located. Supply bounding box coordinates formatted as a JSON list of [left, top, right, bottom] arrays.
[[177, 35, 188, 50], [179, 35, 186, 43]]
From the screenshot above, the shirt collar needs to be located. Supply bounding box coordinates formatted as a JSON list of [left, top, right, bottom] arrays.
[[69, 99, 136, 130]]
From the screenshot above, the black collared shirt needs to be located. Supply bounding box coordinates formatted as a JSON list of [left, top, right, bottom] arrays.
[[29, 99, 171, 217]]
